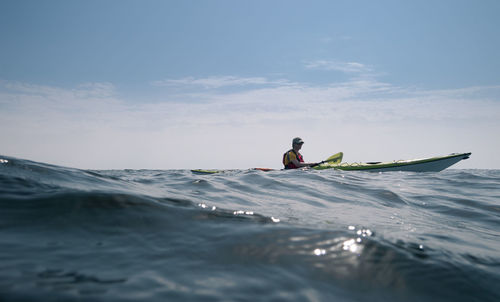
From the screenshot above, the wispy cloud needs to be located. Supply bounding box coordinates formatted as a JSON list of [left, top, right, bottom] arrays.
[[319, 35, 354, 44], [0, 81, 120, 118], [2, 78, 499, 128], [2, 81, 115, 98], [304, 60, 372, 74], [152, 76, 294, 89]]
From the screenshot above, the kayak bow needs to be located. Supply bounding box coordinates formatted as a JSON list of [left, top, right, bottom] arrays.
[[314, 152, 471, 172]]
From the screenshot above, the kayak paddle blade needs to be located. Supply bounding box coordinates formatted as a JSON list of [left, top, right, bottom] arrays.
[[324, 152, 343, 164]]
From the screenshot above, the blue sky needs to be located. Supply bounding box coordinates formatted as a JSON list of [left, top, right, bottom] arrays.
[[1, 0, 499, 169]]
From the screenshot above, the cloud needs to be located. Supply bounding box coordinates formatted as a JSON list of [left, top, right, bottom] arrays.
[[304, 60, 372, 74], [2, 77, 499, 129], [152, 76, 294, 89], [0, 81, 122, 128], [2, 81, 115, 98]]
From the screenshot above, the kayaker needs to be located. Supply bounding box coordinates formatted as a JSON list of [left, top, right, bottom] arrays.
[[283, 137, 320, 169]]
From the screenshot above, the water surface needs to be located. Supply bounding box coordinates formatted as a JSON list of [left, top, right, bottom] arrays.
[[1, 156, 499, 301]]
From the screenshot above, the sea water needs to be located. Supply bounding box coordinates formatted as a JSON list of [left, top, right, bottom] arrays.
[[0, 155, 499, 301]]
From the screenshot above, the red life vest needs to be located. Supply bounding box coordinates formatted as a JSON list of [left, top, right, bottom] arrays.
[[283, 149, 304, 169]]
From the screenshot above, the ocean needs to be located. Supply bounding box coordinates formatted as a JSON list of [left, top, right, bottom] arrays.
[[1, 155, 499, 302]]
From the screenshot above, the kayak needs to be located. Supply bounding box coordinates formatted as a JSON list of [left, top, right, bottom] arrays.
[[191, 152, 471, 174], [314, 152, 471, 172]]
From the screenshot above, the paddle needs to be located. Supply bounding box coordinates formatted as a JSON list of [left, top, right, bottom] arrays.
[[324, 152, 343, 164], [311, 152, 343, 167]]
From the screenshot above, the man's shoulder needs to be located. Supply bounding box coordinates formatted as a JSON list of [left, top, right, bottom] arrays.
[[287, 149, 298, 158]]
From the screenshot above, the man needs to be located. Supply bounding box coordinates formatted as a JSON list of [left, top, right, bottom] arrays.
[[283, 137, 320, 169]]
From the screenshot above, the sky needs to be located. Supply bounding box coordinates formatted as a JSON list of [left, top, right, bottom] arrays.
[[1, 0, 499, 169]]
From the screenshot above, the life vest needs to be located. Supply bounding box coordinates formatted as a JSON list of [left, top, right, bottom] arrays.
[[283, 149, 304, 169]]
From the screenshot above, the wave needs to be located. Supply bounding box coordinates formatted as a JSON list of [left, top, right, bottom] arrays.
[[1, 155, 499, 301]]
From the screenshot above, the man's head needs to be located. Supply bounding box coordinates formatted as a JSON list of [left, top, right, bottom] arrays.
[[292, 137, 304, 147]]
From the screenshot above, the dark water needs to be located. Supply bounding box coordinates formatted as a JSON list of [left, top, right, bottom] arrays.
[[1, 155, 499, 302]]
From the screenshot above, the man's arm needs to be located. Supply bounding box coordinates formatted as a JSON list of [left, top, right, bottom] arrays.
[[291, 159, 319, 168]]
